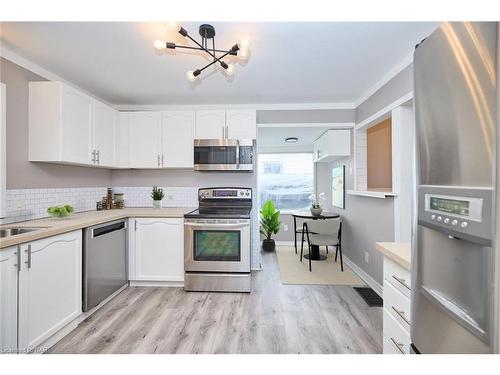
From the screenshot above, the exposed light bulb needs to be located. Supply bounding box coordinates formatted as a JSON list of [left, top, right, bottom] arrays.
[[154, 40, 166, 50], [168, 22, 181, 32], [238, 48, 250, 61], [238, 39, 251, 50], [186, 70, 197, 82], [225, 63, 235, 76]]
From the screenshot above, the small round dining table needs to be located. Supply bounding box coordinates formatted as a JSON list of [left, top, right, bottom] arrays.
[[291, 211, 340, 261]]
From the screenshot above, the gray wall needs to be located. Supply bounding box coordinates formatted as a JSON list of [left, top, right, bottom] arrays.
[[0, 57, 112, 189], [316, 156, 394, 285], [356, 64, 413, 124]]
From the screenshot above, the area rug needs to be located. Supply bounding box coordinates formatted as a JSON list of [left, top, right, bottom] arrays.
[[275, 246, 366, 286]]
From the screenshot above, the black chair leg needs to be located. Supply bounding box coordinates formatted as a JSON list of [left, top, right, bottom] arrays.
[[339, 244, 344, 272], [300, 228, 305, 262], [326, 245, 328, 254], [307, 243, 312, 272], [334, 245, 338, 262]]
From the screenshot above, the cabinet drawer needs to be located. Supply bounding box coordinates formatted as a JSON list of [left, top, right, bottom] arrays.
[[384, 257, 411, 297], [383, 281, 411, 332], [383, 308, 410, 354]]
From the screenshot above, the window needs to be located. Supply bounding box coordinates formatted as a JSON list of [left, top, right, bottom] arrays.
[[258, 153, 314, 211]]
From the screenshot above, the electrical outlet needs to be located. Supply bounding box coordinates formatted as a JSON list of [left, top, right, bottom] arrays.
[[283, 224, 289, 231], [364, 251, 369, 263]]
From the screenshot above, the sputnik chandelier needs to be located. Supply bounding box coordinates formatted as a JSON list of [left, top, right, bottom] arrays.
[[154, 23, 250, 82]]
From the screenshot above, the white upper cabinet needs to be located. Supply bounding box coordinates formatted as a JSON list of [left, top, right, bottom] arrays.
[[313, 129, 351, 162], [226, 110, 256, 139], [29, 81, 93, 165], [127, 111, 162, 168], [115, 112, 130, 168], [92, 100, 117, 167], [0, 246, 19, 351], [195, 110, 226, 139], [162, 111, 195, 168]]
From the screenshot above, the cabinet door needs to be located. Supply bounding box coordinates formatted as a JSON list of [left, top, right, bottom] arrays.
[[93, 100, 116, 167], [134, 218, 184, 282], [128, 112, 162, 168], [162, 111, 195, 168], [115, 113, 130, 168], [61, 85, 93, 164], [226, 110, 256, 139], [195, 110, 226, 139], [0, 246, 19, 352], [18, 231, 82, 350]]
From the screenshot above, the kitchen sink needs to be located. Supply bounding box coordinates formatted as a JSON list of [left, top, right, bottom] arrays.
[[0, 227, 46, 238]]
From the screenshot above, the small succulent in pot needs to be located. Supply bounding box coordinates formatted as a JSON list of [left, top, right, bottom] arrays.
[[309, 192, 326, 216], [47, 204, 75, 219], [151, 186, 165, 209]]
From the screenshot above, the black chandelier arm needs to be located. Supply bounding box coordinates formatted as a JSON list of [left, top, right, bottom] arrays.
[[168, 43, 236, 55], [197, 49, 234, 73]]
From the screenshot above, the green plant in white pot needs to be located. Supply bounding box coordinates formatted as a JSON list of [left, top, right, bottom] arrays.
[[151, 186, 164, 209]]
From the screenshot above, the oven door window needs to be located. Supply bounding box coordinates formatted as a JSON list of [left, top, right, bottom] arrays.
[[193, 230, 241, 261], [194, 146, 237, 164]]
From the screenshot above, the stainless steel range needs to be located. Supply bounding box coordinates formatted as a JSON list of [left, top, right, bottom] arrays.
[[184, 187, 252, 292]]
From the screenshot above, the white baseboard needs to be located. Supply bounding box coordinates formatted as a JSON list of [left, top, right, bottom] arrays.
[[38, 319, 79, 353], [343, 255, 383, 297], [130, 280, 184, 288]]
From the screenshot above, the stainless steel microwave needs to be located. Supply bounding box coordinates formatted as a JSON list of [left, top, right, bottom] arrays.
[[194, 139, 255, 172]]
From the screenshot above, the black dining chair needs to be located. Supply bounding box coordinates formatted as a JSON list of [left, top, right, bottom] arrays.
[[300, 218, 343, 272]]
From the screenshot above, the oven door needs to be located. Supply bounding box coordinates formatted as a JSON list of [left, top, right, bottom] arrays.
[[184, 219, 251, 273], [194, 139, 238, 171]]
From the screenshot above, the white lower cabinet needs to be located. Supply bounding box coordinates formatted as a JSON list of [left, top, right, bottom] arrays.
[[133, 218, 184, 282], [18, 230, 82, 351], [0, 246, 19, 352], [382, 257, 411, 354]]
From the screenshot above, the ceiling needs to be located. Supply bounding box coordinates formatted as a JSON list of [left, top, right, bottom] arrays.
[[257, 125, 335, 153], [0, 22, 438, 105]]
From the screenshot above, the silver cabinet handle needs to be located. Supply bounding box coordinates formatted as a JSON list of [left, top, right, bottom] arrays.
[[391, 306, 411, 326], [15, 245, 21, 272], [91, 150, 96, 164], [392, 275, 411, 290], [236, 139, 240, 169], [390, 337, 405, 354], [157, 154, 160, 168], [96, 150, 100, 164], [161, 153, 164, 167], [25, 244, 32, 269]]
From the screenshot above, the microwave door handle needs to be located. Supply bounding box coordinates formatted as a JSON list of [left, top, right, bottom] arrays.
[[236, 140, 240, 170]]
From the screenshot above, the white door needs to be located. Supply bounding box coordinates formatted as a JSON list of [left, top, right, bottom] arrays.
[[0, 246, 19, 352], [134, 218, 184, 282], [18, 231, 82, 350], [60, 85, 92, 164], [128, 112, 162, 168], [162, 111, 195, 168], [195, 110, 226, 139], [93, 100, 116, 167], [226, 110, 256, 139]]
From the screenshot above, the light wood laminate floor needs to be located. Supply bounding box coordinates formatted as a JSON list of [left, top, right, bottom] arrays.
[[49, 250, 382, 354]]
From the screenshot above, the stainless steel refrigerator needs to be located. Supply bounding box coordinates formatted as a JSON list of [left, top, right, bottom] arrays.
[[412, 22, 499, 353]]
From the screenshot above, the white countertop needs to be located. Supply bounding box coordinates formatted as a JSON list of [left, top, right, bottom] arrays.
[[375, 242, 412, 270], [0, 207, 195, 249]]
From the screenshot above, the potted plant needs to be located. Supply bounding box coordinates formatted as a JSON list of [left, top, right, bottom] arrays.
[[151, 186, 165, 209], [260, 199, 281, 252], [309, 192, 326, 216]]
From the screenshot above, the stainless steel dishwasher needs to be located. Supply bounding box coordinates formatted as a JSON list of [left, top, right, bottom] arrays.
[[83, 219, 127, 312]]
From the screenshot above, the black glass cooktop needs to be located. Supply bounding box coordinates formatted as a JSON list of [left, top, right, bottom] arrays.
[[184, 207, 252, 219]]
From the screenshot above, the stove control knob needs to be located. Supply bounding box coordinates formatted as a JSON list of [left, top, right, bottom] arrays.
[[461, 221, 468, 229], [444, 217, 450, 224], [245, 191, 250, 196], [437, 216, 442, 222], [451, 219, 458, 226]]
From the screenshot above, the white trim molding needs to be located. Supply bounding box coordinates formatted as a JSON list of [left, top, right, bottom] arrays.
[[343, 255, 383, 297], [354, 52, 414, 107], [257, 122, 354, 128], [355, 91, 413, 130], [115, 102, 356, 111]]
